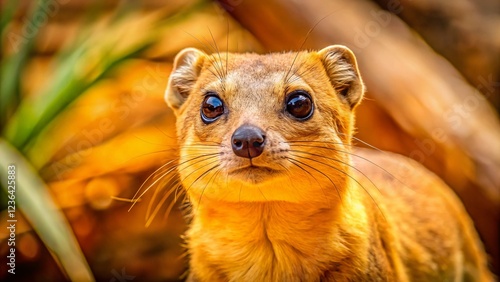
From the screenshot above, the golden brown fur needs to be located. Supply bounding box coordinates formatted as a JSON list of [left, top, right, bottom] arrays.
[[165, 45, 494, 281]]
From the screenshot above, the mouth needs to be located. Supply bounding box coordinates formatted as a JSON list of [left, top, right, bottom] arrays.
[[228, 165, 282, 183], [231, 165, 278, 174]]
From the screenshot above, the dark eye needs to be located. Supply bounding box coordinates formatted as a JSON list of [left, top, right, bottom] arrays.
[[285, 90, 313, 120], [201, 94, 225, 123]]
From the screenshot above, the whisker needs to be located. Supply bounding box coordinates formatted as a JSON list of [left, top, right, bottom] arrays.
[[276, 162, 295, 189], [144, 152, 220, 225], [136, 160, 196, 206], [111, 196, 140, 203], [336, 133, 388, 153], [184, 31, 216, 54], [146, 178, 181, 227], [207, 27, 226, 82], [154, 124, 177, 140], [129, 139, 221, 149], [177, 153, 219, 170], [180, 141, 223, 146], [286, 159, 328, 203], [290, 149, 382, 198], [286, 140, 343, 146], [146, 174, 172, 222], [238, 182, 243, 202], [162, 184, 185, 222], [351, 136, 384, 152], [120, 149, 176, 168], [287, 63, 319, 84], [131, 153, 219, 211], [290, 153, 386, 221], [174, 182, 183, 203], [119, 143, 220, 172], [184, 163, 220, 210], [287, 157, 340, 203], [129, 158, 178, 211], [283, 13, 334, 84], [132, 135, 173, 147], [197, 166, 222, 207], [200, 39, 226, 85], [184, 31, 224, 81], [182, 158, 221, 198], [257, 187, 267, 201], [117, 142, 217, 171], [145, 167, 187, 221], [225, 16, 229, 78], [287, 142, 412, 190]]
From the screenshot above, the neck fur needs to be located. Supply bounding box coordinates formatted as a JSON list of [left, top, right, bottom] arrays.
[[186, 186, 370, 281]]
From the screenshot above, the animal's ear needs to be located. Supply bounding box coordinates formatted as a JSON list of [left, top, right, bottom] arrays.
[[318, 45, 365, 109], [165, 48, 205, 114]]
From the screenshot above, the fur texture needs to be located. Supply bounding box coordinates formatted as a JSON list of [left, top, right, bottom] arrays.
[[164, 45, 494, 281]]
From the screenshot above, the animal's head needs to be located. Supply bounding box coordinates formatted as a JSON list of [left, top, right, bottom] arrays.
[[165, 45, 364, 205]]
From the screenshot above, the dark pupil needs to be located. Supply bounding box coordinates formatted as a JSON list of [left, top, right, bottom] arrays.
[[287, 94, 312, 118], [202, 96, 224, 119]]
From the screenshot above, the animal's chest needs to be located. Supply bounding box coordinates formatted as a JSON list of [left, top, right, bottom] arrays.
[[190, 228, 337, 282]]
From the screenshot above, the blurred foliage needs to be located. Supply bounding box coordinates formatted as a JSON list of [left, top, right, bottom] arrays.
[[0, 0, 220, 280]]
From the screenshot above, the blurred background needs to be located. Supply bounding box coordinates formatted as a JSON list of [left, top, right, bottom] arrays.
[[0, 0, 498, 281]]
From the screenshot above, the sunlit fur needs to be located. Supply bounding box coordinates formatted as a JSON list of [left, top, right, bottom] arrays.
[[163, 46, 494, 281]]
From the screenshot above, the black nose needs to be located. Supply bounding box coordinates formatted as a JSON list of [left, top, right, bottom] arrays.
[[231, 125, 266, 159]]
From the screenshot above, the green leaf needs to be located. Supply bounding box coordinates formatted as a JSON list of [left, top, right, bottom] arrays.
[[3, 40, 154, 151], [0, 0, 54, 128], [0, 138, 95, 281], [0, 0, 17, 36]]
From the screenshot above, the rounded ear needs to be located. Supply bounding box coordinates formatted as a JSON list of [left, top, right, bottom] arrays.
[[165, 48, 206, 114], [318, 45, 365, 109]]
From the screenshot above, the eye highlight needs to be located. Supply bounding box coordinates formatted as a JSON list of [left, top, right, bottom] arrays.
[[201, 94, 225, 123], [285, 90, 313, 120]]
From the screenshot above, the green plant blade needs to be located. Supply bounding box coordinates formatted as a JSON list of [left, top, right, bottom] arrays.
[[0, 0, 17, 35], [4, 39, 154, 151], [0, 0, 52, 128], [0, 138, 95, 281]]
